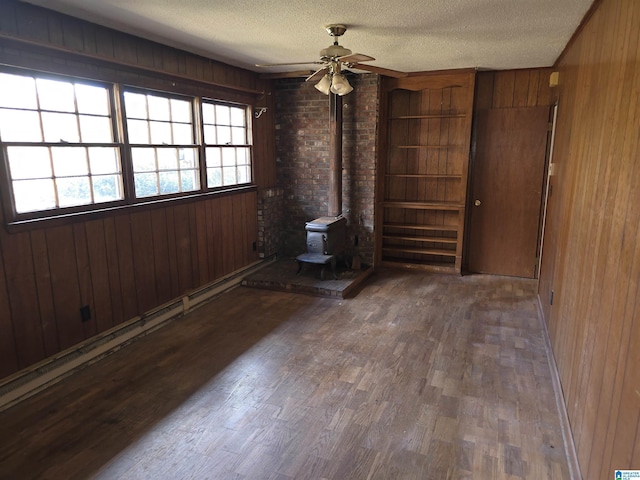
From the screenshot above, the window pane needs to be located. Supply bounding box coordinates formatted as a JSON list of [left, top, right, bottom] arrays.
[[149, 121, 171, 144], [88, 147, 120, 175], [37, 78, 76, 113], [216, 125, 231, 145], [215, 104, 230, 125], [203, 125, 216, 144], [157, 148, 177, 170], [207, 167, 222, 188], [52, 147, 88, 177], [206, 147, 221, 167], [57, 177, 91, 207], [179, 148, 196, 169], [171, 98, 191, 123], [222, 166, 236, 185], [222, 148, 236, 166], [180, 170, 199, 191], [75, 84, 109, 115], [237, 165, 250, 184], [159, 171, 179, 194], [237, 147, 250, 165], [134, 172, 158, 197], [172, 123, 192, 144], [13, 178, 56, 213], [42, 112, 80, 142], [148, 95, 170, 121], [124, 92, 148, 119], [0, 109, 42, 141], [127, 119, 150, 144], [230, 106, 245, 126], [7, 146, 52, 179], [202, 103, 215, 124], [132, 148, 156, 172], [79, 115, 112, 143], [92, 175, 122, 203], [0, 73, 38, 109], [231, 127, 245, 145]]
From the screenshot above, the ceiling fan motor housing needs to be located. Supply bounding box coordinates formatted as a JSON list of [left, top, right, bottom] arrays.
[[320, 44, 352, 60]]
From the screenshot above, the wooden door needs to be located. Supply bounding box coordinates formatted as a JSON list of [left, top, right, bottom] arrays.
[[468, 106, 550, 277]]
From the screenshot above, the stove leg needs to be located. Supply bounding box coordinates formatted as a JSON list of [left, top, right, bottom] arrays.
[[331, 256, 337, 279], [296, 260, 303, 275]]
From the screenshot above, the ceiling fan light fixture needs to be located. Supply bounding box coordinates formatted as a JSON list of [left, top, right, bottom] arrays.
[[315, 74, 332, 95], [330, 73, 353, 96]]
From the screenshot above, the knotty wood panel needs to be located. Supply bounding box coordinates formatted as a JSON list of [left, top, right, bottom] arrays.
[[0, 0, 265, 380], [538, 0, 640, 477]]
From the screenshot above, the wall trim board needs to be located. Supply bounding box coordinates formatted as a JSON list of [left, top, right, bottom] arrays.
[[0, 257, 275, 412], [537, 295, 582, 480]]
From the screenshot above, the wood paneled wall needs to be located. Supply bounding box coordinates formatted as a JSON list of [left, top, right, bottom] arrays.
[[474, 68, 554, 110], [539, 0, 640, 477], [0, 1, 266, 379]]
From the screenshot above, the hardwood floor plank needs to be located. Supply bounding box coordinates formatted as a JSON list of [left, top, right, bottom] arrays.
[[0, 271, 572, 479]]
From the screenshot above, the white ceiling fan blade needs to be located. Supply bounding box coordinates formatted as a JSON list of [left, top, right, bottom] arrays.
[[305, 67, 330, 82], [338, 53, 375, 63], [256, 61, 324, 67], [348, 63, 408, 78]]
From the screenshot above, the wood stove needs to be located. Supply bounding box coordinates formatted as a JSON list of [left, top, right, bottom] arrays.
[[296, 216, 347, 279]]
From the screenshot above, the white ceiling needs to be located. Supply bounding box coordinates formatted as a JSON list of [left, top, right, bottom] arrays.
[[23, 0, 593, 75]]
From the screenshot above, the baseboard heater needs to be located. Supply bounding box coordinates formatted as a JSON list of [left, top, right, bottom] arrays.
[[0, 257, 275, 412]]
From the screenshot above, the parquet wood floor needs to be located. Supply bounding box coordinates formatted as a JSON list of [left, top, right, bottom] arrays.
[[0, 270, 571, 479]]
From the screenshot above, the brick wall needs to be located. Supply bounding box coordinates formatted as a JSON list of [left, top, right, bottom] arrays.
[[274, 74, 379, 265], [257, 187, 284, 259]]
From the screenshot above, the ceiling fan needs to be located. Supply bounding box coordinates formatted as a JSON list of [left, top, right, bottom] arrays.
[[256, 24, 407, 95]]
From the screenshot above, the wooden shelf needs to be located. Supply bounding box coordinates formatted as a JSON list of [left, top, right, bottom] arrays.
[[382, 246, 457, 257], [383, 223, 459, 232], [380, 259, 458, 273], [383, 201, 463, 210], [379, 71, 475, 274], [386, 174, 462, 179], [383, 234, 457, 244]]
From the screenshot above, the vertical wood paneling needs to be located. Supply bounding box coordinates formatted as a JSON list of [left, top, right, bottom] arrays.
[[538, 0, 640, 477], [0, 231, 45, 367], [73, 224, 97, 339], [129, 211, 158, 313], [46, 226, 84, 350], [476, 68, 553, 110], [164, 206, 181, 299], [102, 217, 125, 326], [150, 209, 172, 305], [29, 230, 59, 356], [85, 220, 115, 332], [0, 0, 265, 381], [173, 204, 195, 294], [113, 215, 139, 321]]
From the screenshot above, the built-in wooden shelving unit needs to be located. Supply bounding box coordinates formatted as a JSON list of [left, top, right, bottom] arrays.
[[376, 71, 476, 273]]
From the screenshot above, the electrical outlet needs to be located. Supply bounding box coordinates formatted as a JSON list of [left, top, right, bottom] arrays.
[[80, 305, 91, 322]]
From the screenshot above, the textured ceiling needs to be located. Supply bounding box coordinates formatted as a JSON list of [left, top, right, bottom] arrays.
[[23, 0, 593, 75]]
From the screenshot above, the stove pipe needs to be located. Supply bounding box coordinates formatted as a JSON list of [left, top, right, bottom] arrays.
[[328, 94, 342, 217]]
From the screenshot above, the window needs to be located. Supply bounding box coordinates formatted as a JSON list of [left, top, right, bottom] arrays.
[[0, 72, 122, 214], [123, 90, 200, 198], [0, 68, 253, 222], [202, 101, 251, 188]]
